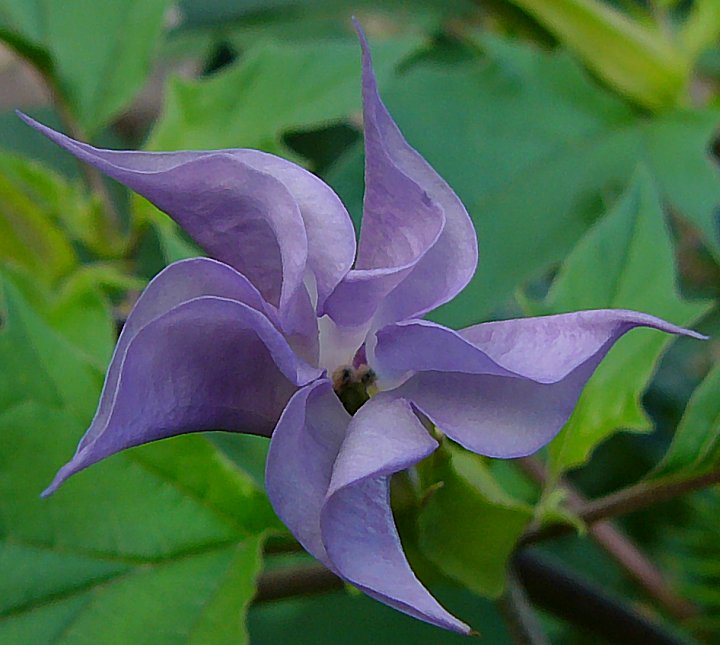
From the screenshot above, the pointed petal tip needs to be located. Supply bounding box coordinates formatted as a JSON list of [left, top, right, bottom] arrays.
[[40, 484, 57, 499], [16, 111, 73, 149], [446, 616, 473, 636], [40, 473, 65, 498], [350, 16, 363, 36], [16, 110, 45, 131], [351, 17, 372, 63], [40, 456, 82, 498]]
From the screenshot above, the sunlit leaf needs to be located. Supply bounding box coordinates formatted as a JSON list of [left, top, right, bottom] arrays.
[[147, 36, 419, 158], [504, 0, 688, 110]]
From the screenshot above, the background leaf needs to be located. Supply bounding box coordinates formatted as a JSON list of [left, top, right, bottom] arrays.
[[0, 0, 173, 133], [539, 168, 710, 475], [417, 443, 533, 598], [652, 362, 720, 479], [147, 36, 419, 158], [0, 273, 274, 644], [0, 153, 79, 286]]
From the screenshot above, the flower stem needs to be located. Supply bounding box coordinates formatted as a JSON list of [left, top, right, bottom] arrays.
[[517, 458, 696, 620], [254, 563, 343, 603], [522, 465, 720, 544]]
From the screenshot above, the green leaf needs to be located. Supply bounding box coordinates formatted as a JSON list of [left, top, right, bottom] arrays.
[[147, 36, 419, 157], [0, 155, 78, 286], [180, 0, 471, 46], [541, 169, 710, 475], [0, 275, 101, 421], [679, 0, 720, 62], [0, 273, 274, 643], [652, 362, 720, 479], [417, 442, 533, 598], [325, 40, 720, 327], [1, 263, 119, 370], [657, 487, 720, 635], [0, 0, 173, 133], [0, 152, 125, 273]]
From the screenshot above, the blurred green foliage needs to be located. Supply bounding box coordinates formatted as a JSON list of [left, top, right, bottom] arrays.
[[540, 169, 710, 474], [0, 0, 719, 643]]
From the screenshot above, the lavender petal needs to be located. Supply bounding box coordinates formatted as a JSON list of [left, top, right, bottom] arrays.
[[381, 310, 704, 457], [321, 394, 471, 634], [322, 23, 477, 328], [44, 296, 320, 496], [18, 114, 355, 319]]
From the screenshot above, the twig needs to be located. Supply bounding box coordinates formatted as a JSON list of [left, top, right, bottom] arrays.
[[580, 468, 720, 524], [253, 554, 685, 644], [254, 563, 343, 603], [41, 76, 123, 233], [498, 570, 550, 645], [517, 458, 697, 620], [522, 467, 720, 545]]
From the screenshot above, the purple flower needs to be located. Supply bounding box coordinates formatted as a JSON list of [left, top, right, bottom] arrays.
[[22, 23, 702, 635]]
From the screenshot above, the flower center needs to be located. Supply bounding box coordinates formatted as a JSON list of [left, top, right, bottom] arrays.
[[332, 364, 377, 415]]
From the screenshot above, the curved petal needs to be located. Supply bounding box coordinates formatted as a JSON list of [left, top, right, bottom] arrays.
[[322, 23, 477, 327], [44, 296, 320, 496], [394, 369, 596, 459], [92, 258, 279, 440], [229, 149, 356, 312], [385, 310, 705, 457], [266, 385, 470, 633], [265, 380, 349, 562], [18, 113, 308, 314], [321, 395, 471, 634], [376, 310, 705, 384]]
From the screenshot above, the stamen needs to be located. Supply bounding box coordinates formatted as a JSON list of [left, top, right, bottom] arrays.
[[332, 364, 377, 414]]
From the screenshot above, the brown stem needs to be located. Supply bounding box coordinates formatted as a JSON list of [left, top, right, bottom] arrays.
[[254, 555, 685, 643], [523, 466, 720, 545], [580, 468, 720, 524], [254, 563, 343, 603], [517, 458, 697, 620], [35, 69, 122, 234]]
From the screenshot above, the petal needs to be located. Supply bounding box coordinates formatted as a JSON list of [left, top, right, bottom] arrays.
[[321, 395, 471, 634], [458, 309, 706, 382], [394, 370, 595, 459], [266, 386, 470, 634], [374, 319, 515, 383], [265, 380, 349, 562], [92, 257, 279, 439], [18, 113, 308, 314], [322, 23, 478, 327], [229, 149, 356, 312], [376, 310, 705, 383], [44, 296, 320, 496], [383, 310, 704, 457]]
